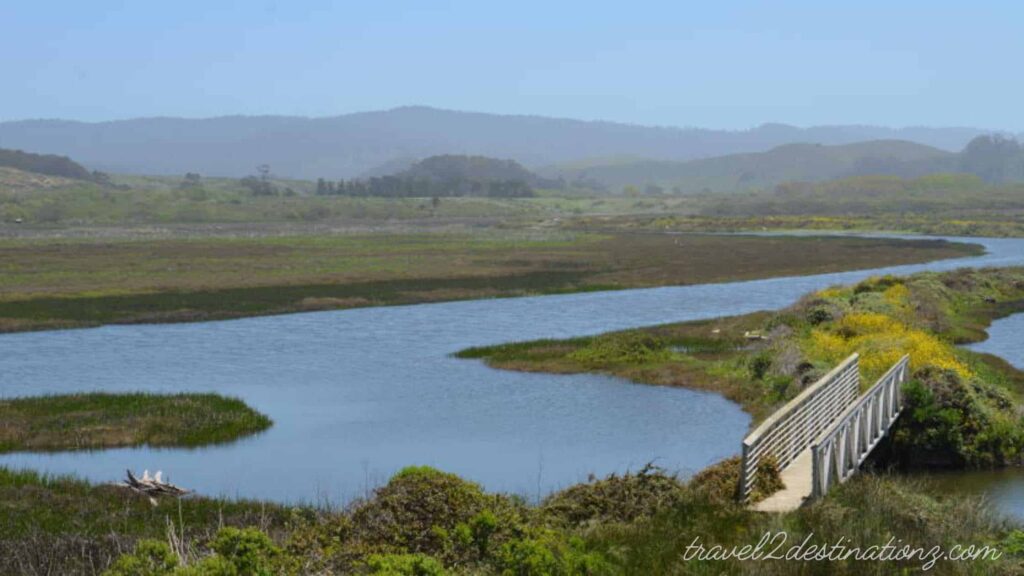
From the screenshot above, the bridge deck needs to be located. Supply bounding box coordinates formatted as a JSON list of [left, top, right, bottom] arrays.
[[750, 449, 813, 512], [744, 355, 909, 513]]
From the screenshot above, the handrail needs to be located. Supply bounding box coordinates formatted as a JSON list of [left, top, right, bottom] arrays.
[[739, 353, 860, 501], [810, 355, 909, 498]]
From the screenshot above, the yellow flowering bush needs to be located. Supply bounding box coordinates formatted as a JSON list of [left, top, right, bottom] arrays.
[[882, 283, 912, 316], [815, 286, 849, 300], [803, 311, 970, 383]]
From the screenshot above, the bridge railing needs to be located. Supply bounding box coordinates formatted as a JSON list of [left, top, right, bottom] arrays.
[[810, 355, 909, 499], [739, 353, 860, 502]]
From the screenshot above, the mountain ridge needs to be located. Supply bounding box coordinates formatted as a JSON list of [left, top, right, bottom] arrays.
[[0, 106, 1017, 180]]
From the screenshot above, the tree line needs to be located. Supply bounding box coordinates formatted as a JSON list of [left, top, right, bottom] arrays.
[[314, 175, 535, 198]]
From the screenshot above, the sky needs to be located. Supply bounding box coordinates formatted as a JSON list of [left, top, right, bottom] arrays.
[[2, 1, 1022, 130]]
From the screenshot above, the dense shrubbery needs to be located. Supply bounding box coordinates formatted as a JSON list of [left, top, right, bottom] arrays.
[[889, 367, 1024, 468], [568, 332, 670, 368], [794, 271, 1024, 468], [540, 464, 689, 527], [687, 455, 783, 504], [104, 528, 288, 575], [104, 467, 1023, 575], [103, 466, 615, 575]]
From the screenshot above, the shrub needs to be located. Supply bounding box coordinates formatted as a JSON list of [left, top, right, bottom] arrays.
[[803, 311, 970, 381], [541, 464, 688, 527], [568, 332, 670, 368], [749, 353, 773, 380], [888, 368, 1024, 468], [494, 530, 610, 576], [347, 466, 524, 565], [103, 540, 179, 576], [688, 455, 783, 504], [364, 553, 448, 575], [207, 527, 283, 575]]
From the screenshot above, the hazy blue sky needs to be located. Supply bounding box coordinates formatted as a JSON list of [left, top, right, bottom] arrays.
[[2, 1, 1022, 129]]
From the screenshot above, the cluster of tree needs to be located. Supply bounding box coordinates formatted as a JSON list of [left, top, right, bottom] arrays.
[[959, 135, 1024, 183], [0, 147, 109, 183], [315, 175, 534, 198], [400, 154, 544, 184], [316, 155, 547, 198]]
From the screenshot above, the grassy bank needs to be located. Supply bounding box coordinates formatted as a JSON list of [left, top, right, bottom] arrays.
[[0, 232, 979, 332], [3, 464, 1020, 575], [0, 392, 271, 452]]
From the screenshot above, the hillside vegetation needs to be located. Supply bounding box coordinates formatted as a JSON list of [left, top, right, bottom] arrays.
[[0, 147, 101, 182], [702, 173, 1024, 216], [545, 135, 1024, 192], [544, 139, 952, 192]]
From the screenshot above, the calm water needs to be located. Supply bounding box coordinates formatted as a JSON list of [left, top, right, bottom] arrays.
[[2, 236, 1024, 504], [917, 312, 1024, 521]]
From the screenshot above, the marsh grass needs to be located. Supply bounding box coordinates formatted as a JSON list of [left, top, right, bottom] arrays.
[[0, 392, 272, 452], [0, 233, 978, 333]]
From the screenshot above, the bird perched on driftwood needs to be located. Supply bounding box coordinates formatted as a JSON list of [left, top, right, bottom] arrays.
[[120, 469, 190, 506]]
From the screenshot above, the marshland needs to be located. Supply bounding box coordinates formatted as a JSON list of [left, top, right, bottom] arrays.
[[6, 5, 1024, 570]]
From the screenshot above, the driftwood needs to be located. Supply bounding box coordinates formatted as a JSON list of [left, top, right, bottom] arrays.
[[120, 469, 190, 505]]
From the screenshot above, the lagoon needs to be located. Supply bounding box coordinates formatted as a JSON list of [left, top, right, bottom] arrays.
[[2, 235, 1023, 504]]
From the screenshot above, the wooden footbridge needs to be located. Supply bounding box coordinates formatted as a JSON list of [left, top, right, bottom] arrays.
[[739, 353, 910, 512]]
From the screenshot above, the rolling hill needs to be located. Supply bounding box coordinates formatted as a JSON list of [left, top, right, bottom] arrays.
[[0, 148, 99, 182], [540, 140, 957, 192], [0, 107, 1010, 180]]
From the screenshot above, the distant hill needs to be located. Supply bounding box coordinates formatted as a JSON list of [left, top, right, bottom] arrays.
[[317, 155, 549, 198], [0, 106, 1013, 179], [545, 135, 1024, 191], [0, 147, 98, 182], [397, 155, 554, 187]]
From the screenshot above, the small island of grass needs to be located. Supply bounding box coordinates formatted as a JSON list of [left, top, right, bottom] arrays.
[[0, 392, 272, 452]]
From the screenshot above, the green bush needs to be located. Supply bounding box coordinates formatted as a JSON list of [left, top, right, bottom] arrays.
[[104, 528, 291, 576], [364, 553, 448, 575], [569, 332, 669, 368], [541, 465, 688, 527], [495, 530, 610, 576], [103, 540, 179, 576], [888, 368, 1024, 468], [207, 527, 284, 575], [348, 466, 525, 564]]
